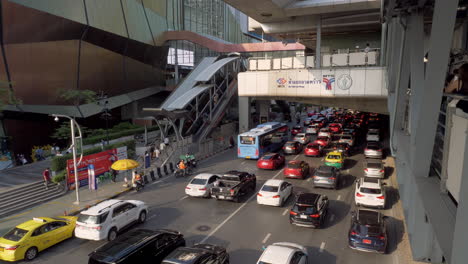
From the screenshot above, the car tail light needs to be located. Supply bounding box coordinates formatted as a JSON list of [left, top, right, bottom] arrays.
[[356, 193, 364, 197], [255, 149, 259, 157], [230, 189, 235, 195], [379, 235, 386, 240], [310, 214, 320, 218], [380, 169, 384, 173], [237, 148, 240, 155], [289, 211, 298, 216], [377, 196, 385, 199], [272, 195, 280, 198], [377, 149, 382, 152], [199, 188, 206, 191], [185, 187, 191, 190], [350, 230, 358, 236], [257, 193, 263, 197], [291, 147, 296, 149], [364, 168, 368, 172], [5, 245, 19, 250], [329, 177, 336, 180], [365, 148, 369, 151], [91, 226, 102, 230]]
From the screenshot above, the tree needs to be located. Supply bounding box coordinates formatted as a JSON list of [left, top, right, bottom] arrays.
[[51, 122, 89, 141], [59, 89, 97, 105], [0, 81, 21, 111]]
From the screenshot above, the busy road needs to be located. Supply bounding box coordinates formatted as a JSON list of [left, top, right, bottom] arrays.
[[4, 112, 411, 264]]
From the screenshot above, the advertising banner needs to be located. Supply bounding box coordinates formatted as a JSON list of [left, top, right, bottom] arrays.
[[88, 164, 97, 190], [67, 146, 127, 187]]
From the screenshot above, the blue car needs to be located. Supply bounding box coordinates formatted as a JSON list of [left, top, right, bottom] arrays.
[[348, 209, 388, 254]]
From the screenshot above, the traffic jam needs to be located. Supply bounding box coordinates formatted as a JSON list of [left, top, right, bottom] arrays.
[[0, 108, 393, 264]]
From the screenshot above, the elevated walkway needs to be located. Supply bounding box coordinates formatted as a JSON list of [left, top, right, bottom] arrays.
[[239, 52, 388, 113]]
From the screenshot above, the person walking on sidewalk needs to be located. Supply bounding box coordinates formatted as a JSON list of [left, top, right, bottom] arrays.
[[43, 168, 51, 189], [110, 168, 117, 183]]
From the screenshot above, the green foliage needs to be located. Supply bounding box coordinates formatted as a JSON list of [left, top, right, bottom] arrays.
[[110, 122, 139, 132], [51, 140, 136, 172], [81, 125, 159, 145], [51, 122, 89, 141], [59, 89, 97, 105], [52, 170, 67, 183], [0, 80, 22, 111]]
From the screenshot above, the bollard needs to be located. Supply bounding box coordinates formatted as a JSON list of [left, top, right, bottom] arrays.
[[143, 175, 149, 184], [150, 170, 156, 181], [169, 162, 174, 173], [163, 164, 168, 175]]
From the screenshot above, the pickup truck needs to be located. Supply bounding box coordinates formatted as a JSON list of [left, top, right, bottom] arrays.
[[210, 171, 256, 202]]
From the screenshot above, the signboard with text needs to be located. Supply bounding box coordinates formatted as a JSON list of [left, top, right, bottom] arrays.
[[67, 146, 127, 187]]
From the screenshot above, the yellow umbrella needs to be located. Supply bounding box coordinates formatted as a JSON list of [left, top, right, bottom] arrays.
[[111, 159, 140, 171]]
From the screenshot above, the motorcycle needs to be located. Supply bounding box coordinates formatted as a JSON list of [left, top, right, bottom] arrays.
[[174, 167, 192, 177], [132, 179, 144, 192]]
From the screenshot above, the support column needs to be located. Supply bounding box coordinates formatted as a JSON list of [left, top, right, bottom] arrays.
[[257, 100, 270, 124], [238, 97, 251, 133], [316, 16, 321, 68], [451, 126, 468, 263], [174, 42, 179, 84], [412, 0, 459, 177], [380, 22, 387, 66]]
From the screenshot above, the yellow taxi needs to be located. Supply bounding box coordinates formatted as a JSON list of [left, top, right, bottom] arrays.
[[324, 151, 345, 169], [0, 216, 77, 261]]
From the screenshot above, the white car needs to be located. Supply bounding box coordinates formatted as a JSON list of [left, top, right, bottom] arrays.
[[306, 125, 319, 135], [185, 173, 220, 197], [257, 242, 308, 264], [75, 199, 148, 241], [293, 133, 310, 145], [257, 179, 292, 206], [338, 134, 354, 146], [366, 131, 380, 142], [318, 128, 331, 138], [355, 178, 386, 209]]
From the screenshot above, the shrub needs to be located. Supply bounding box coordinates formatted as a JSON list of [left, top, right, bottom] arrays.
[[52, 170, 67, 183], [51, 140, 136, 172], [82, 126, 159, 145]]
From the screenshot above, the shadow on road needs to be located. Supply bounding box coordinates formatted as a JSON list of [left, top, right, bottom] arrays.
[[306, 247, 337, 264], [339, 174, 356, 190], [387, 216, 405, 254], [324, 200, 351, 229], [344, 159, 358, 170], [385, 186, 400, 210]]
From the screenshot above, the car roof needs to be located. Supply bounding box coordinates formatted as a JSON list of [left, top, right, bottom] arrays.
[[317, 165, 334, 172], [327, 151, 342, 156], [80, 199, 125, 215], [260, 245, 296, 263], [193, 173, 216, 180], [286, 141, 297, 144], [296, 193, 320, 205], [264, 179, 284, 187], [356, 209, 382, 225], [16, 217, 57, 230], [91, 229, 180, 262]]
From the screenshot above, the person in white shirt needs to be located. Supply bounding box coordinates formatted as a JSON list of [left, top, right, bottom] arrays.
[[364, 43, 371, 53]]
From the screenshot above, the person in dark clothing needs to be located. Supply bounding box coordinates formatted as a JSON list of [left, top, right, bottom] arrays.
[[110, 169, 117, 182], [446, 63, 468, 112]]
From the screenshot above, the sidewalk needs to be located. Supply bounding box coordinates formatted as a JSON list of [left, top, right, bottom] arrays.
[[0, 159, 51, 191], [0, 174, 131, 235]]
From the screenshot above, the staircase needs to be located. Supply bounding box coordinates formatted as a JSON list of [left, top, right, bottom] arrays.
[[0, 181, 66, 218]]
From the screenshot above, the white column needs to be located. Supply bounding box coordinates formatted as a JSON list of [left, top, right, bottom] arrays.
[[316, 16, 321, 68]]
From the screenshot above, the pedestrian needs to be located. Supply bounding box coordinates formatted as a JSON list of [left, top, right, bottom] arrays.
[[229, 136, 235, 148], [20, 154, 28, 165], [100, 139, 105, 150], [110, 168, 117, 183], [164, 137, 169, 145], [445, 63, 468, 113], [43, 167, 51, 189], [213, 93, 219, 104], [160, 141, 165, 152], [364, 43, 370, 53], [150, 146, 155, 159], [154, 148, 160, 159]]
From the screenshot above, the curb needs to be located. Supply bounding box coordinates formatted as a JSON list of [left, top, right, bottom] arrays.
[[67, 187, 132, 216]]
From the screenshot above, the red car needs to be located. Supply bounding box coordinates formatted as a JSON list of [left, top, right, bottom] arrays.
[[257, 153, 285, 170], [313, 136, 331, 147], [284, 160, 310, 179], [329, 123, 342, 133], [304, 143, 323, 157], [291, 126, 302, 135], [312, 121, 324, 128]]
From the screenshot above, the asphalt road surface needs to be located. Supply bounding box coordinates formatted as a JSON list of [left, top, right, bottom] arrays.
[[13, 131, 407, 264]]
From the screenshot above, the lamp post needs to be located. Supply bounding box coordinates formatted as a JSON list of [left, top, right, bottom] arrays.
[[51, 114, 83, 204]]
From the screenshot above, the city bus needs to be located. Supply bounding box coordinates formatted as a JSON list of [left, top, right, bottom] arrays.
[[237, 122, 289, 159]]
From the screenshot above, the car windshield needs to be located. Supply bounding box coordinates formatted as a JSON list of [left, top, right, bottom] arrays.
[[287, 162, 302, 169], [3, 227, 28, 241], [327, 155, 341, 160], [367, 144, 381, 150], [341, 136, 351, 140], [368, 132, 378, 135], [261, 185, 279, 192], [78, 213, 108, 224], [240, 136, 255, 145], [366, 162, 382, 169], [293, 205, 316, 214], [307, 144, 318, 149], [356, 224, 382, 236], [262, 155, 274, 160], [285, 143, 295, 147], [315, 170, 332, 177], [190, 178, 207, 185], [360, 187, 382, 194], [317, 137, 328, 141]]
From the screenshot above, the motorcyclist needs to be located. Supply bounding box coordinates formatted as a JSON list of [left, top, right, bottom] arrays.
[[133, 172, 144, 191], [177, 159, 187, 176]]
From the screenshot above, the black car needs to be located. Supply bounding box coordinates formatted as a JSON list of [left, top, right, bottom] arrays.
[[289, 193, 329, 228], [283, 141, 303, 155], [332, 142, 351, 156], [348, 209, 388, 254], [162, 244, 229, 264], [88, 229, 185, 264]]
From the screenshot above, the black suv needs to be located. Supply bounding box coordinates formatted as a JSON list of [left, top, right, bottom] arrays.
[[348, 209, 388, 254], [162, 244, 229, 264], [88, 229, 185, 264], [289, 193, 329, 228]]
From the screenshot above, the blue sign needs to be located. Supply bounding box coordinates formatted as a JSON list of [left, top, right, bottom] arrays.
[[88, 164, 98, 190]]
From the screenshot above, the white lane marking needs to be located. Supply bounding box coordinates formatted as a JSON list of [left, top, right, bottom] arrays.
[[330, 214, 335, 222], [241, 161, 246, 165], [262, 233, 272, 244], [179, 195, 188, 201], [337, 195, 341, 200], [150, 180, 163, 186], [319, 242, 326, 253], [282, 209, 289, 216], [294, 155, 299, 160], [147, 214, 157, 221], [200, 169, 284, 244]]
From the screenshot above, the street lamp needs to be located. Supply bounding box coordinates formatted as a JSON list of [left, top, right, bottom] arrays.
[[51, 114, 83, 204]]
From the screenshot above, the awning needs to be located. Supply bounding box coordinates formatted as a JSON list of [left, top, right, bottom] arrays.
[[195, 57, 239, 82], [165, 84, 213, 110]]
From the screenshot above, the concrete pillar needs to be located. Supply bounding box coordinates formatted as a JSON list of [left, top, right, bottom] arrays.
[[316, 16, 322, 68], [380, 22, 387, 66], [256, 100, 270, 124], [174, 42, 179, 84], [238, 97, 251, 133]]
